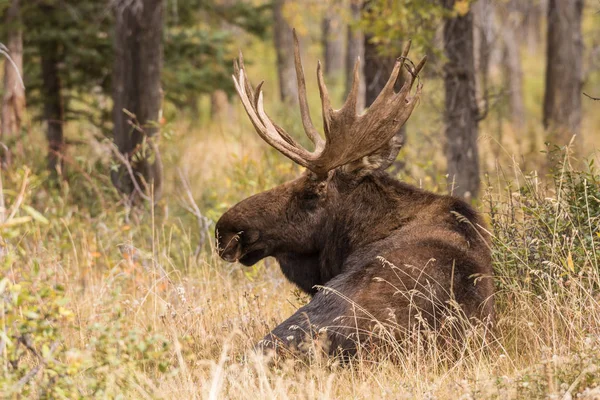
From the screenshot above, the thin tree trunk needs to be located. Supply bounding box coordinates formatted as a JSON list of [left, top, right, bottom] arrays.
[[39, 34, 64, 174], [322, 5, 345, 78], [492, 0, 525, 131], [1, 0, 25, 150], [443, 0, 480, 200], [543, 0, 584, 159], [210, 0, 233, 122], [502, 24, 525, 130], [517, 0, 546, 55], [273, 0, 298, 104], [345, 0, 365, 112], [210, 89, 231, 123], [112, 0, 164, 201], [472, 0, 494, 126]]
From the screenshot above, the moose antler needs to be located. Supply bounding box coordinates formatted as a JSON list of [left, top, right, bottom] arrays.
[[232, 30, 426, 177]]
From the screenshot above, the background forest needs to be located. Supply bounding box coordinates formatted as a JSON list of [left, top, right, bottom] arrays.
[[1, 0, 600, 398]]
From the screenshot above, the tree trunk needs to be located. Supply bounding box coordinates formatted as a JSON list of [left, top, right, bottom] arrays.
[[322, 6, 345, 78], [502, 23, 525, 130], [273, 0, 298, 104], [210, 89, 231, 123], [443, 0, 480, 201], [210, 0, 233, 123], [39, 29, 64, 174], [112, 0, 164, 201], [543, 0, 584, 158], [517, 0, 547, 55], [1, 0, 26, 156], [345, 0, 365, 112], [472, 0, 495, 125], [490, 0, 525, 131]]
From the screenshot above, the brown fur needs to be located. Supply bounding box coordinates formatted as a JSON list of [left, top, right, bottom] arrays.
[[216, 168, 494, 356]]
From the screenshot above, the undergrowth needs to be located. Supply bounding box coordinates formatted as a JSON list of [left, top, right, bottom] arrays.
[[1, 128, 600, 398]]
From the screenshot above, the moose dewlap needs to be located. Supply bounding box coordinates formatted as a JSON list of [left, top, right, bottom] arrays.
[[215, 31, 494, 358]]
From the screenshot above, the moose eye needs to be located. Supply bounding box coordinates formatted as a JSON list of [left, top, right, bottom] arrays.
[[241, 230, 260, 245]]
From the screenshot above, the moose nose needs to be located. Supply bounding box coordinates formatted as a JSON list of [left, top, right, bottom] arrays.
[[216, 232, 242, 262]]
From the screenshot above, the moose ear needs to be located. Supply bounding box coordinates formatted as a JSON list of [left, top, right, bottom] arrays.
[[341, 132, 404, 176]]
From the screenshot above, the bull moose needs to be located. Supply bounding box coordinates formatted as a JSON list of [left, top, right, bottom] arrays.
[[216, 32, 494, 357]]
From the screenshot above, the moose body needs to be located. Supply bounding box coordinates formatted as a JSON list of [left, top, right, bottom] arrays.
[[216, 33, 494, 356]]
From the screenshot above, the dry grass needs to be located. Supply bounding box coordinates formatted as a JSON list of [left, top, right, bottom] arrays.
[[2, 118, 600, 398]]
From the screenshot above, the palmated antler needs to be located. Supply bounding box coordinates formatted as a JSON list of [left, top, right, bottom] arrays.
[[232, 29, 426, 177]]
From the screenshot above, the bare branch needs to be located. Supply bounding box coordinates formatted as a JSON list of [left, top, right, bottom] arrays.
[[108, 142, 153, 202], [177, 169, 211, 257]]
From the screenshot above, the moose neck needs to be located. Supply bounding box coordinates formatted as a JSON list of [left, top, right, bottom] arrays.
[[320, 173, 421, 273], [276, 172, 435, 295]]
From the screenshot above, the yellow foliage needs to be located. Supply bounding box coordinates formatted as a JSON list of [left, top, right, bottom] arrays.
[[454, 0, 470, 16]]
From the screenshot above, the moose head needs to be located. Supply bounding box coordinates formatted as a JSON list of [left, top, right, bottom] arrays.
[[216, 32, 494, 356]]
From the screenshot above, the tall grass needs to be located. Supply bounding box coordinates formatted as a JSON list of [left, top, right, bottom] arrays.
[[1, 120, 600, 398]]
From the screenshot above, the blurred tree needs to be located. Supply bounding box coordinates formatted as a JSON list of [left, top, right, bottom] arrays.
[[472, 0, 494, 125], [273, 0, 298, 104], [500, 0, 525, 130], [543, 0, 584, 158], [10, 0, 267, 177], [516, 1, 546, 55], [209, 0, 237, 124], [345, 0, 366, 112], [111, 0, 164, 201], [163, 0, 270, 114], [322, 1, 345, 78], [19, 0, 112, 174], [38, 5, 64, 174], [360, 0, 445, 55], [442, 0, 481, 200], [1, 0, 25, 167]]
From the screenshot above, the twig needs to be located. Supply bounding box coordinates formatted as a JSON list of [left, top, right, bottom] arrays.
[[177, 168, 211, 257], [583, 92, 600, 101], [14, 340, 59, 391], [0, 43, 25, 90], [108, 142, 153, 202], [6, 167, 30, 222], [49, 149, 110, 210]]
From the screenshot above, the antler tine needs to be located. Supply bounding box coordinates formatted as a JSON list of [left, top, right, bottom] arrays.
[[316, 61, 334, 137], [412, 56, 428, 82], [232, 32, 426, 178], [235, 50, 255, 99], [399, 54, 427, 96], [380, 58, 404, 98], [232, 60, 313, 169], [339, 57, 361, 117], [293, 30, 325, 151], [399, 40, 412, 71], [237, 56, 300, 148]]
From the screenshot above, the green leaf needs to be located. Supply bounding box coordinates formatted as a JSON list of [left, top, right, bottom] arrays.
[[22, 205, 50, 225]]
